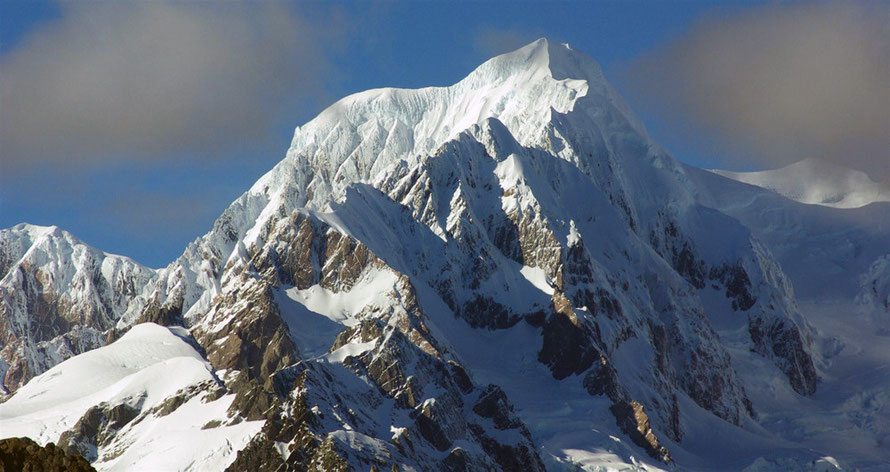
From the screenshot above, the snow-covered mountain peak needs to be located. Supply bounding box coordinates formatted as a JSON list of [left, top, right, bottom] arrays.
[[1, 223, 146, 282], [4, 223, 75, 256], [0, 223, 157, 393], [8, 223, 63, 241], [711, 158, 890, 208], [248, 38, 645, 208]]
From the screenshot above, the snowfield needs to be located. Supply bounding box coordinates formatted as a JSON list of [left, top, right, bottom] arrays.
[[0, 323, 262, 471]]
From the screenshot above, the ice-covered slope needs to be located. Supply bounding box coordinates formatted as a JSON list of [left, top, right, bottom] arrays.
[[712, 158, 890, 209], [687, 164, 890, 302], [0, 224, 157, 394]]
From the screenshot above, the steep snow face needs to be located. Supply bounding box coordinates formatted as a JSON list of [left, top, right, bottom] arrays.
[[712, 158, 890, 209], [0, 323, 261, 472], [257, 37, 610, 211], [0, 224, 157, 394]]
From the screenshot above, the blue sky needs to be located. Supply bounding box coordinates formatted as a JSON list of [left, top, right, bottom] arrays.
[[1, 1, 887, 267]]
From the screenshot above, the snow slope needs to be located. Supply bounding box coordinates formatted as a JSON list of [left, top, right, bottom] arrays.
[[712, 158, 890, 209], [0, 323, 261, 471]]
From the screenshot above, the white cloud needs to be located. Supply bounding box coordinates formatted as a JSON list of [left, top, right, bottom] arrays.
[[0, 1, 343, 170], [625, 1, 890, 180]]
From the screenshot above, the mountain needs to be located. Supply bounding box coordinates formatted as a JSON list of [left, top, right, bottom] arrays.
[[711, 158, 890, 209], [0, 224, 157, 393], [1, 38, 885, 471]]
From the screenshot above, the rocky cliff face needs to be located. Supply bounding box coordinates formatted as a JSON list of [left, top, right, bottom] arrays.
[[857, 254, 890, 331], [0, 437, 96, 472], [0, 39, 828, 471]]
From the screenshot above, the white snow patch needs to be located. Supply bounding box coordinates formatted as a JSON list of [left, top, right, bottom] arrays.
[[283, 268, 399, 326], [323, 340, 377, 364], [95, 394, 261, 472], [519, 265, 555, 295]]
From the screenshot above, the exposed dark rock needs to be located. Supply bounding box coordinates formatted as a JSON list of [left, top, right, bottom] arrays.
[[491, 216, 523, 264], [522, 309, 547, 327], [57, 401, 139, 462], [610, 400, 672, 463], [582, 356, 624, 403], [467, 423, 545, 472], [447, 361, 474, 395], [749, 316, 818, 395], [136, 297, 184, 327], [514, 216, 562, 280], [226, 372, 278, 421], [538, 293, 599, 379], [710, 264, 756, 312], [472, 385, 523, 430], [564, 242, 593, 279], [148, 379, 224, 418], [0, 437, 95, 472], [415, 403, 453, 451], [223, 422, 289, 472], [226, 370, 324, 471], [673, 242, 706, 290], [650, 218, 706, 290], [197, 278, 298, 386], [0, 263, 117, 393], [307, 436, 351, 472], [442, 448, 471, 472], [253, 213, 324, 289], [570, 286, 623, 321], [458, 295, 520, 330]]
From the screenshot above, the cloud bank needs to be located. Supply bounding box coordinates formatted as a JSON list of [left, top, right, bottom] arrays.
[[625, 1, 889, 181], [1, 2, 341, 171]]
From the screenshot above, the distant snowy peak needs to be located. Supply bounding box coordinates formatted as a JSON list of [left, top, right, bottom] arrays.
[[0, 223, 157, 393], [711, 158, 890, 209], [1, 223, 148, 278], [0, 38, 865, 471], [0, 223, 155, 301]]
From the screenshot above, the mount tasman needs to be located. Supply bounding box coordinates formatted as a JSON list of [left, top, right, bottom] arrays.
[[1, 39, 888, 472]]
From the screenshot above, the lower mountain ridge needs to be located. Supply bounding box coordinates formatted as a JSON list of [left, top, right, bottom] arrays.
[[1, 39, 886, 471]]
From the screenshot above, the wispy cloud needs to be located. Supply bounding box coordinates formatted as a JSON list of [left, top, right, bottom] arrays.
[[624, 1, 890, 180], [0, 1, 345, 171]]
